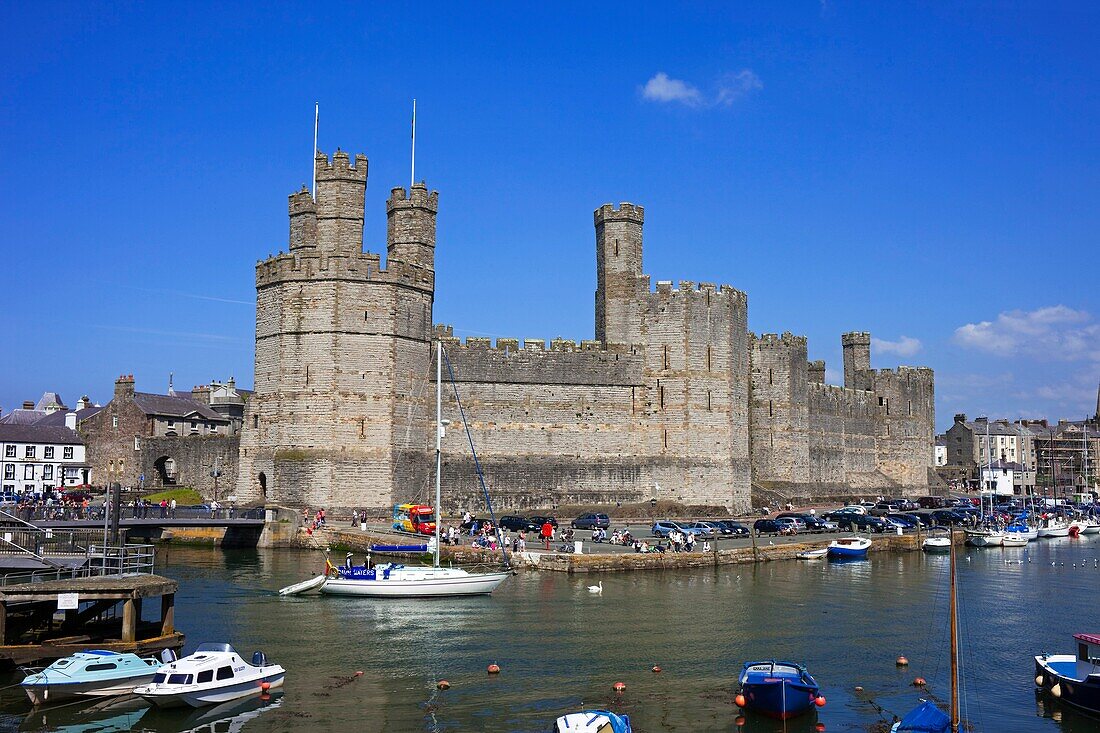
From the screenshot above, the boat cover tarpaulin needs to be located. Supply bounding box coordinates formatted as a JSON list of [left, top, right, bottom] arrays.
[[1074, 633, 1100, 646], [896, 701, 951, 733]]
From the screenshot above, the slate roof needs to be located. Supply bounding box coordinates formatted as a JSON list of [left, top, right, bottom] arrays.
[[983, 460, 1028, 471], [34, 406, 104, 427], [33, 392, 66, 411], [0, 423, 83, 445], [0, 409, 46, 426], [131, 392, 227, 422]]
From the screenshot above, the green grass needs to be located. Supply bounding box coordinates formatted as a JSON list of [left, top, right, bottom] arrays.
[[143, 488, 204, 505]]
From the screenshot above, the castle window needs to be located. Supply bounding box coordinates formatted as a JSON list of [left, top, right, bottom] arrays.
[[659, 384, 665, 410], [706, 346, 712, 371], [663, 430, 668, 449], [707, 390, 712, 412], [768, 368, 773, 385], [364, 311, 369, 321], [253, 415, 259, 429], [614, 239, 619, 256], [908, 400, 912, 416], [769, 400, 773, 417]]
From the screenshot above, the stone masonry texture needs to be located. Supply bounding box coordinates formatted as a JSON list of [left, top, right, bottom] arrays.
[[235, 149, 935, 513]]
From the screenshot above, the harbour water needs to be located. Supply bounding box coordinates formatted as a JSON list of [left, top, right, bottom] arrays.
[[3, 537, 1100, 732]]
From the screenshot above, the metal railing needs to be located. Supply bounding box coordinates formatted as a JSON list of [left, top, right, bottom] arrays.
[[0, 542, 156, 587], [0, 505, 266, 523]]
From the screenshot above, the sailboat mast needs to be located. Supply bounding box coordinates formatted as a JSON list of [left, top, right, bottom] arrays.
[[949, 525, 960, 730], [434, 340, 442, 568]]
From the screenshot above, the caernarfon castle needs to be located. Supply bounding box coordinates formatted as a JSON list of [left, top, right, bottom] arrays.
[[236, 149, 935, 513]]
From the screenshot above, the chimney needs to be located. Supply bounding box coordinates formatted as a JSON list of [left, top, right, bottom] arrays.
[[22, 400, 34, 410], [954, 413, 966, 424], [114, 374, 135, 400], [77, 395, 91, 411], [65, 411, 77, 430]]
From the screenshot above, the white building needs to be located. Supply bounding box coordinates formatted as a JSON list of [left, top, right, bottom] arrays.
[[0, 414, 88, 498], [934, 438, 948, 467], [980, 460, 1034, 496]]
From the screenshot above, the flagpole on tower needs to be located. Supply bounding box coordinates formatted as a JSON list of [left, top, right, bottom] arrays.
[[312, 102, 319, 201], [410, 98, 417, 189]]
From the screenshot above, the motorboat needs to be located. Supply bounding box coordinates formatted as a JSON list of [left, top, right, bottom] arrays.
[[21, 650, 163, 705], [922, 536, 951, 553], [964, 528, 1004, 547], [1083, 520, 1100, 535], [553, 709, 632, 732], [827, 536, 871, 559], [134, 643, 285, 708], [796, 548, 828, 559], [1038, 520, 1070, 538], [1035, 633, 1100, 714], [319, 562, 511, 597], [736, 660, 823, 719]]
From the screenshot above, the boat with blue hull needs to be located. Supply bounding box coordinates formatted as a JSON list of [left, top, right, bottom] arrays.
[[1035, 633, 1100, 715], [827, 536, 871, 559], [736, 660, 823, 720], [21, 650, 162, 706]]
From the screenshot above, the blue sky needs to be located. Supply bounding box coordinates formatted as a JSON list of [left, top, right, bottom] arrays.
[[1, 2, 1098, 431]]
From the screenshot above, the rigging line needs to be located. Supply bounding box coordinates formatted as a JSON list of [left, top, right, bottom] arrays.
[[442, 346, 510, 568]]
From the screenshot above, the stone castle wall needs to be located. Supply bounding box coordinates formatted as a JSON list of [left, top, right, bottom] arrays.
[[235, 147, 934, 514]]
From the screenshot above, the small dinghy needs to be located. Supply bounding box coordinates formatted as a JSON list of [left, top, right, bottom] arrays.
[[135, 643, 285, 708], [827, 536, 871, 559], [796, 548, 828, 559], [922, 536, 951, 553], [553, 709, 632, 732], [1035, 633, 1100, 714], [21, 650, 163, 705], [736, 660, 824, 720], [278, 574, 327, 596]]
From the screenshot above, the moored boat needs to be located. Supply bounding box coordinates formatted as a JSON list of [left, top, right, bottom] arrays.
[[1001, 532, 1029, 547], [553, 710, 633, 732], [796, 548, 828, 559], [922, 537, 951, 553], [1038, 521, 1070, 538], [1082, 520, 1100, 535], [1035, 633, 1100, 714], [21, 650, 163, 706], [134, 643, 285, 708], [319, 563, 511, 597], [827, 536, 871, 559], [735, 660, 824, 720], [964, 528, 1004, 547]]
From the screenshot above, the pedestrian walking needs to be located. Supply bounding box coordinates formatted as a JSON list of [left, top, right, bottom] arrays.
[[540, 519, 553, 550]]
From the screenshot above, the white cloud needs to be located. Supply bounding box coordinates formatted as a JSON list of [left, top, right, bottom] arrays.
[[715, 70, 763, 106], [954, 305, 1100, 362], [641, 72, 703, 107], [641, 70, 761, 108], [872, 335, 923, 358]]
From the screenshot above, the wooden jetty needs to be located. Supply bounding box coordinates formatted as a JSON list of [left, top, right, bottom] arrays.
[[0, 574, 185, 667]]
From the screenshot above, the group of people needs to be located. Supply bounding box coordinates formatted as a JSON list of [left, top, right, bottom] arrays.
[[7, 494, 96, 521]]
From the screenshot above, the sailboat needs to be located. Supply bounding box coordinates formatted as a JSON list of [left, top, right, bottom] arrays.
[[891, 526, 964, 733], [284, 342, 512, 598]]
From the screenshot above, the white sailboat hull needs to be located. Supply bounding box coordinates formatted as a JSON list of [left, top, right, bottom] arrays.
[[1002, 533, 1030, 547], [966, 531, 1004, 547], [320, 568, 511, 597], [1038, 524, 1070, 538], [1083, 522, 1100, 535]]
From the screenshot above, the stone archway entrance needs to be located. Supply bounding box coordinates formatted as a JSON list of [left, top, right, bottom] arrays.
[[258, 471, 267, 498], [154, 456, 177, 486]]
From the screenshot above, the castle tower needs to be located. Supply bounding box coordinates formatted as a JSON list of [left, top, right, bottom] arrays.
[[288, 187, 317, 251], [386, 182, 438, 274], [594, 203, 645, 344], [842, 332, 872, 391], [808, 360, 826, 384], [315, 149, 368, 255]]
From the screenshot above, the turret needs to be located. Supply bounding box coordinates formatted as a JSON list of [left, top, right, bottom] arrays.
[[594, 203, 645, 344], [386, 182, 438, 271], [314, 149, 368, 255], [841, 332, 871, 390], [808, 360, 826, 384], [288, 187, 317, 251]]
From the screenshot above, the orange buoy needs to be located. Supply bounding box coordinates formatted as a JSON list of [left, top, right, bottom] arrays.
[[613, 681, 626, 692], [260, 682, 271, 692], [734, 693, 747, 707], [487, 663, 501, 675], [355, 671, 364, 677], [437, 680, 451, 690], [913, 677, 927, 687], [814, 695, 827, 707], [896, 656, 909, 666], [815, 723, 827, 732], [735, 715, 746, 727], [651, 665, 662, 673]]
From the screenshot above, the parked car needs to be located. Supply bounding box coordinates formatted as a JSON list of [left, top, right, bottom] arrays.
[[822, 507, 863, 521], [776, 512, 830, 532], [651, 520, 690, 538], [710, 520, 750, 535], [831, 513, 890, 533], [571, 513, 610, 530], [680, 521, 716, 537], [753, 517, 800, 536], [499, 515, 538, 532], [528, 515, 558, 530], [700, 520, 734, 535], [884, 513, 920, 529], [917, 496, 949, 509], [930, 509, 969, 526]]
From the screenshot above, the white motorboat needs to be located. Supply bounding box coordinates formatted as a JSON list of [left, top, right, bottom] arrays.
[[796, 548, 829, 559], [1038, 521, 1070, 538], [922, 536, 951, 553], [1083, 521, 1100, 535], [554, 710, 633, 732], [21, 650, 163, 705], [965, 529, 1004, 547], [1002, 532, 1030, 547], [134, 643, 284, 708]]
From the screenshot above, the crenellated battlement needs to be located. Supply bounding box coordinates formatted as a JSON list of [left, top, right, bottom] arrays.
[[594, 202, 644, 225], [650, 280, 747, 302], [433, 332, 634, 355], [387, 182, 439, 213], [315, 149, 368, 180], [255, 249, 433, 292], [288, 187, 315, 215], [750, 331, 808, 349]]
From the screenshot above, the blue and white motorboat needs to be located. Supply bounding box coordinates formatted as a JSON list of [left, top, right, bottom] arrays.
[[553, 710, 632, 732], [827, 536, 871, 559], [1035, 633, 1100, 714], [736, 660, 823, 720], [135, 643, 284, 708], [20, 650, 163, 706]]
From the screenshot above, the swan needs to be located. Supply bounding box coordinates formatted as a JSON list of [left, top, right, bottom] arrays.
[[587, 581, 603, 594]]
